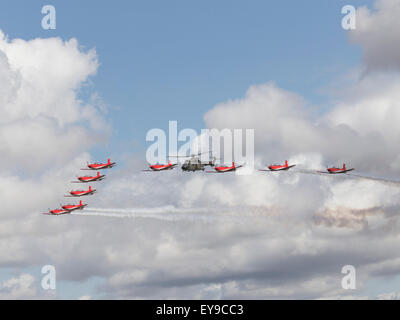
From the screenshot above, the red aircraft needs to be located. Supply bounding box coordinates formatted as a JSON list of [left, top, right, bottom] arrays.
[[82, 158, 116, 170], [65, 186, 96, 197], [208, 162, 244, 173], [322, 163, 355, 174], [42, 208, 71, 216], [73, 172, 105, 183], [259, 160, 296, 172], [143, 160, 178, 172], [61, 200, 87, 211]]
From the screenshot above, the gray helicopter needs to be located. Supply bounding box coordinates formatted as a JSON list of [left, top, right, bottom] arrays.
[[179, 152, 217, 172]]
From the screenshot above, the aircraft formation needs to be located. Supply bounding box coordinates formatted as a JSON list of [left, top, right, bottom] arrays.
[[42, 155, 357, 215], [143, 155, 355, 175], [42, 159, 116, 216]]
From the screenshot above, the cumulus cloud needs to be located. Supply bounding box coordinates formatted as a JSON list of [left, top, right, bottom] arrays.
[[0, 274, 37, 299], [0, 30, 108, 172], [349, 0, 400, 72], [204, 75, 400, 176], [0, 29, 109, 216], [0, 30, 110, 296]]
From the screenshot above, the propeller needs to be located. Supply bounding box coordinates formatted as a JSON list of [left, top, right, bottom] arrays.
[[172, 155, 191, 158], [170, 151, 209, 158], [190, 151, 209, 158]]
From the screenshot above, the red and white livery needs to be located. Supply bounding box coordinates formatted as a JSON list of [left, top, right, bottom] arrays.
[[209, 162, 244, 173], [66, 186, 96, 197], [260, 160, 296, 172], [323, 163, 354, 174], [73, 172, 105, 183], [82, 158, 116, 170], [42, 208, 71, 216], [144, 160, 178, 172], [61, 200, 87, 211]]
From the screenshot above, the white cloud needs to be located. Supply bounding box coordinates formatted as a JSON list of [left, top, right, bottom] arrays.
[[0, 30, 108, 173], [0, 274, 37, 299], [0, 28, 109, 221], [377, 292, 400, 300], [349, 0, 400, 72]]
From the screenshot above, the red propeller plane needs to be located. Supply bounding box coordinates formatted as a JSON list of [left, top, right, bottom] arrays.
[[61, 200, 87, 212], [42, 208, 71, 215], [143, 160, 178, 172], [73, 172, 105, 183], [82, 158, 116, 170], [42, 200, 87, 215], [259, 160, 296, 172], [65, 186, 96, 197], [207, 162, 244, 173], [320, 163, 355, 174]]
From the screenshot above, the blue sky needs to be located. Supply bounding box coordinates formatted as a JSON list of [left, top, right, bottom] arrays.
[[0, 0, 373, 163]]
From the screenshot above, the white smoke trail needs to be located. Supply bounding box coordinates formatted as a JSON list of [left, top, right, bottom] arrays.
[[73, 211, 221, 222], [294, 169, 400, 187], [85, 205, 210, 214], [72, 206, 276, 223], [346, 173, 400, 186], [72, 206, 243, 223], [293, 169, 348, 177]]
